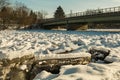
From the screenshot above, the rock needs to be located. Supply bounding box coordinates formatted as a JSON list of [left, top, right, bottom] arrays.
[[27, 56, 91, 80], [9, 68, 26, 80], [89, 47, 110, 62], [0, 52, 91, 80], [104, 56, 114, 63], [0, 55, 35, 80], [0, 66, 11, 80]]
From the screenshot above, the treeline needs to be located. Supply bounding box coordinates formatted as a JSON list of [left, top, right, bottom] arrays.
[[0, 0, 46, 30]]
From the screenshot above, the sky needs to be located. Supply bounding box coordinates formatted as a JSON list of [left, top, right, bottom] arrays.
[[10, 0, 120, 18]]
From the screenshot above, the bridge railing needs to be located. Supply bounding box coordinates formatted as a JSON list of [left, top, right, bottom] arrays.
[[44, 6, 120, 22], [66, 6, 120, 17]]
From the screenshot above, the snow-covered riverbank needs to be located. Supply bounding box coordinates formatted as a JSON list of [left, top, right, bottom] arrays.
[[88, 29, 120, 32], [0, 30, 120, 80]]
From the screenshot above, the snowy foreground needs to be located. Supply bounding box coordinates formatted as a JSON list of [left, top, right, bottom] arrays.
[[0, 30, 120, 80]]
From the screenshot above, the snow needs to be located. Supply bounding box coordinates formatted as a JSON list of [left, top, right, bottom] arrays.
[[33, 70, 58, 80], [34, 62, 120, 80], [88, 29, 120, 32], [19, 65, 27, 70], [0, 30, 120, 80], [36, 52, 90, 60]]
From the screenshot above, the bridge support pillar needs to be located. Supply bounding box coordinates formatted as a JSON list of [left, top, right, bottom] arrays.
[[67, 24, 88, 30], [76, 24, 88, 30], [66, 20, 69, 29]]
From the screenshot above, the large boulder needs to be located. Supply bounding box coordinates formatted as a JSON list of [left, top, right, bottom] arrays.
[[89, 47, 111, 63]]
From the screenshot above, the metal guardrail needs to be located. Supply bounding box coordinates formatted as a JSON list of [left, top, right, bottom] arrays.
[[66, 6, 120, 17]]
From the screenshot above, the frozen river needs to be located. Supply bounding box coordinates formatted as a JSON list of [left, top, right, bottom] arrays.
[[0, 30, 120, 80], [0, 29, 120, 59]]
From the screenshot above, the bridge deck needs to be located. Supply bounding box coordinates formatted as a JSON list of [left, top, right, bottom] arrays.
[[41, 6, 120, 28]]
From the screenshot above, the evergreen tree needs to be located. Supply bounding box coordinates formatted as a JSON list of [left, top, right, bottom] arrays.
[[54, 6, 65, 19]]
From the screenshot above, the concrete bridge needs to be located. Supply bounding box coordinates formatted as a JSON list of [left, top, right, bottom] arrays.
[[41, 6, 120, 30]]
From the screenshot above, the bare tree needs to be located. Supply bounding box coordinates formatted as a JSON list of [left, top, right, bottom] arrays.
[[0, 0, 9, 9], [40, 10, 48, 19], [85, 8, 103, 15], [36, 12, 43, 19]]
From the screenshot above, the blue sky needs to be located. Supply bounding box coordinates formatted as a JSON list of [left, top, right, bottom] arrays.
[[10, 0, 120, 18]]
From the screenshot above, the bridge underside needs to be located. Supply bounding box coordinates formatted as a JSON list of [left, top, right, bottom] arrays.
[[42, 23, 120, 30]]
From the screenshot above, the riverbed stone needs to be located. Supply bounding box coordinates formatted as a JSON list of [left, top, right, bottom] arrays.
[[89, 47, 110, 62]]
